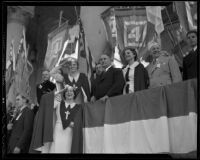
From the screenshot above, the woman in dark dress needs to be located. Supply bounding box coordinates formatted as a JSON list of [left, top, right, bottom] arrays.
[[62, 58, 91, 103], [122, 46, 149, 94]]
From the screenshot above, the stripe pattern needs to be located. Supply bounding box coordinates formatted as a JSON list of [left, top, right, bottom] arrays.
[[83, 79, 197, 154]]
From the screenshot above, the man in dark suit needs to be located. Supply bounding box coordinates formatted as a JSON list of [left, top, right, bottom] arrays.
[[91, 54, 125, 101], [32, 69, 56, 114], [36, 69, 56, 105], [183, 30, 197, 80], [91, 62, 105, 102], [7, 94, 34, 153]]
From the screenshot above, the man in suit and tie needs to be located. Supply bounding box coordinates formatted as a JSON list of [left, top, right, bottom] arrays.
[[183, 30, 197, 80], [7, 94, 34, 153], [91, 54, 125, 102]]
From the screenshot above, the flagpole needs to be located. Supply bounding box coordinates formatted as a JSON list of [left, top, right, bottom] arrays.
[[59, 10, 63, 27], [56, 40, 69, 66], [74, 6, 79, 23]]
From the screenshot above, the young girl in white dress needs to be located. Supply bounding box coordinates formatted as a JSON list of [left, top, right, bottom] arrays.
[[49, 85, 80, 153]]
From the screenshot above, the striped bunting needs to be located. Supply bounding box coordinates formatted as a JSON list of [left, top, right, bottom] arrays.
[[82, 79, 197, 154]]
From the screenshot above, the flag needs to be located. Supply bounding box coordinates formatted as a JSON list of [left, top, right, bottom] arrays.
[[83, 79, 197, 156], [174, 1, 196, 35], [115, 7, 151, 63], [146, 6, 164, 35], [44, 22, 69, 71], [6, 39, 15, 95], [15, 27, 33, 102], [78, 19, 95, 90]]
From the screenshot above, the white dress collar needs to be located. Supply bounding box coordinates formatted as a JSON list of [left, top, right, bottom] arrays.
[[68, 73, 80, 82], [127, 61, 139, 69], [64, 102, 76, 109]]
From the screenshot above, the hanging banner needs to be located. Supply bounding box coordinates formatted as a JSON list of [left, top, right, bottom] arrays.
[[115, 7, 152, 63], [123, 19, 147, 48], [101, 7, 117, 52], [44, 21, 69, 71], [115, 7, 166, 63]]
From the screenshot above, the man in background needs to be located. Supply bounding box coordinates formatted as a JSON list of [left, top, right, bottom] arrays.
[[7, 94, 34, 153], [183, 30, 197, 80], [91, 54, 125, 102], [33, 69, 56, 114]]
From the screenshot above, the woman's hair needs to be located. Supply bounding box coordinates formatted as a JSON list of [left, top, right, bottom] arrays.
[[69, 59, 79, 69], [122, 46, 138, 61], [62, 86, 78, 100], [60, 57, 79, 70]]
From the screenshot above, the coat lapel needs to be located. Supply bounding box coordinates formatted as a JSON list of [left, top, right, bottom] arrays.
[[149, 62, 158, 75]]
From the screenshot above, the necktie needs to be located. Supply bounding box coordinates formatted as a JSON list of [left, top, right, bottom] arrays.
[[72, 78, 76, 84], [125, 67, 130, 94]]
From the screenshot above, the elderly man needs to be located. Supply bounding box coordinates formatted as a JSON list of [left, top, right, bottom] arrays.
[[91, 54, 125, 102], [183, 30, 197, 80], [146, 42, 182, 88], [7, 94, 34, 153]]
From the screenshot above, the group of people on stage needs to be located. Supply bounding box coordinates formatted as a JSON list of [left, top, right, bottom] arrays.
[[6, 29, 197, 154]]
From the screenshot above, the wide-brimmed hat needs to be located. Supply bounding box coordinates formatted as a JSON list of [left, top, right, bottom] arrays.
[[55, 84, 77, 95], [59, 57, 77, 67]]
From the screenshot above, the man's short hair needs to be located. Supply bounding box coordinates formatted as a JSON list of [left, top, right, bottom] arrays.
[[16, 93, 29, 104], [186, 30, 197, 37]]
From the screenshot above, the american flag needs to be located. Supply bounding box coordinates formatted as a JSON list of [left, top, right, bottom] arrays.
[[78, 18, 95, 90]]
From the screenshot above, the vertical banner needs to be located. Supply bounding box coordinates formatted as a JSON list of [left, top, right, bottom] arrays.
[[101, 7, 116, 57], [78, 19, 95, 91], [174, 1, 197, 35], [44, 22, 69, 71], [115, 7, 150, 63]]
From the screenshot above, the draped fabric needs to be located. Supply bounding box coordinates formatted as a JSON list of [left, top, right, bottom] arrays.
[[44, 22, 69, 71], [83, 79, 197, 155], [7, 28, 34, 106], [78, 19, 95, 91], [101, 7, 116, 57], [115, 7, 157, 63], [174, 1, 197, 34], [29, 92, 83, 153]]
